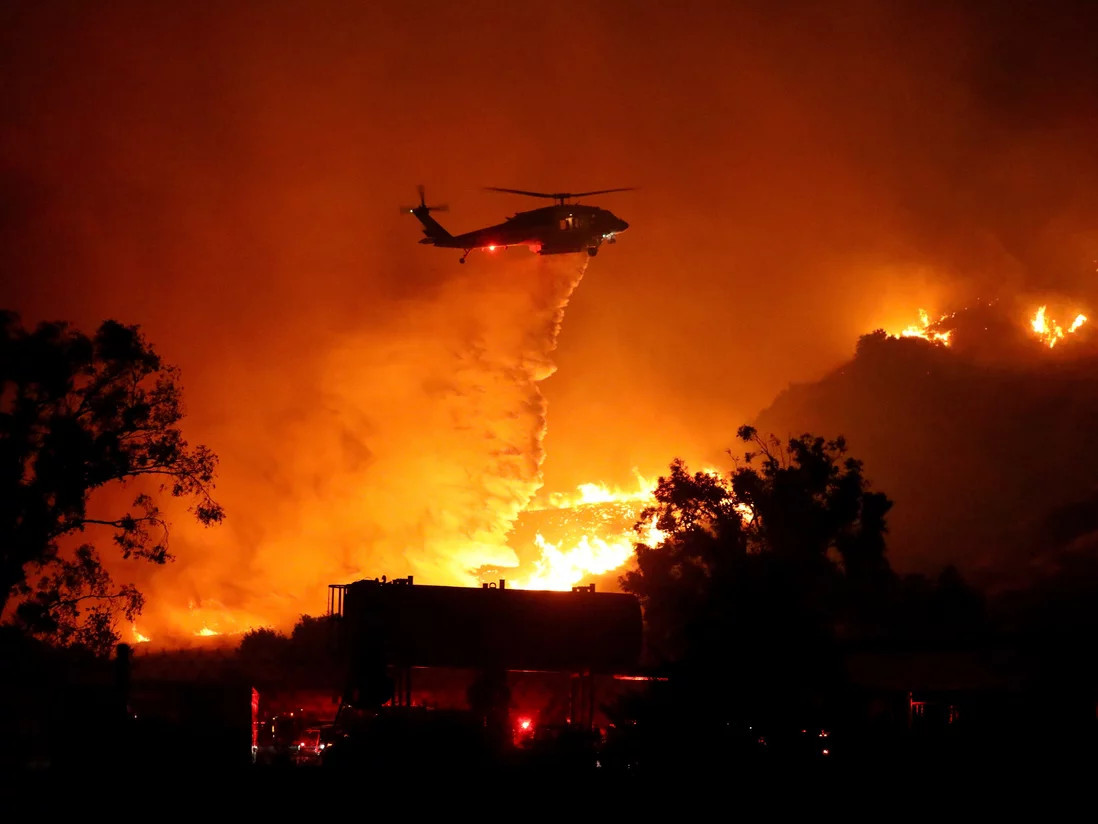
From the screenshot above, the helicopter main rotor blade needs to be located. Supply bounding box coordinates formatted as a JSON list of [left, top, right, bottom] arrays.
[[485, 186, 637, 201], [568, 187, 637, 197], [485, 187, 559, 199]]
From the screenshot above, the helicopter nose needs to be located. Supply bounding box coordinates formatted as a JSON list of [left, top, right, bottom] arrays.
[[616, 218, 629, 232]]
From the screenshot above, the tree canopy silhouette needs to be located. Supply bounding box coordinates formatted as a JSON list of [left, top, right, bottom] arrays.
[[621, 426, 894, 721], [1, 312, 223, 654], [238, 614, 340, 688]]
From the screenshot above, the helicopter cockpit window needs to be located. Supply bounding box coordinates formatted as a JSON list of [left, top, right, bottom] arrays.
[[560, 216, 575, 231]]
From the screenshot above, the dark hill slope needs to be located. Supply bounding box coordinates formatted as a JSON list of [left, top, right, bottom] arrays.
[[753, 332, 1098, 587]]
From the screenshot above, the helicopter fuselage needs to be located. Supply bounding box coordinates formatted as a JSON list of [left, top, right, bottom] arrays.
[[415, 203, 629, 258]]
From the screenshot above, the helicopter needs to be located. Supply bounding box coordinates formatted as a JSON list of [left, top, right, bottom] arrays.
[[403, 185, 632, 263]]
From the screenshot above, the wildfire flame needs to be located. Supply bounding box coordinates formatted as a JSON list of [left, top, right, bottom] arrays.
[[883, 303, 1090, 350], [1031, 305, 1087, 348], [545, 474, 657, 508], [154, 599, 280, 643], [511, 514, 668, 591], [131, 625, 150, 644], [507, 475, 663, 591], [888, 309, 952, 346], [507, 470, 743, 591]]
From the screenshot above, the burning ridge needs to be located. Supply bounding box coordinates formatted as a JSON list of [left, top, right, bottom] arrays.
[[756, 298, 1098, 587]]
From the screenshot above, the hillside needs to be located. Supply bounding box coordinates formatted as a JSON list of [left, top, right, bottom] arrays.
[[753, 321, 1098, 589]]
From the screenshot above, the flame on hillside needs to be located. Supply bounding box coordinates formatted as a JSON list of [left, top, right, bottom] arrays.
[[1030, 305, 1087, 348], [880, 303, 1091, 351], [886, 309, 953, 346]]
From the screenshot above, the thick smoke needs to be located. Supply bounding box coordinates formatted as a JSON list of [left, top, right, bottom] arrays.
[[133, 255, 590, 637]]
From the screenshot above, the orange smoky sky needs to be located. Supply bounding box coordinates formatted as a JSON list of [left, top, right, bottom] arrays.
[[3, 1, 1098, 635]]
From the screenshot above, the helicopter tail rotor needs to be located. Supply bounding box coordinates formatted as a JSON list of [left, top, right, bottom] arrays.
[[401, 184, 449, 214], [403, 184, 453, 244]]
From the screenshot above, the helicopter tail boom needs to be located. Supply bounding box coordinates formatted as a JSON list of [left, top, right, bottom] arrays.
[[412, 209, 452, 244]]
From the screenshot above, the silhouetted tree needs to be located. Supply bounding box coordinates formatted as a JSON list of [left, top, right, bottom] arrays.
[[622, 426, 894, 725], [855, 328, 889, 357], [238, 627, 289, 682], [887, 565, 987, 643], [237, 615, 340, 688], [0, 312, 223, 654]]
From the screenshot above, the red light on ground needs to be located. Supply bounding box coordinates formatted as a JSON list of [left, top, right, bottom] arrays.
[[519, 717, 532, 731], [488, 245, 497, 252], [612, 675, 670, 682]]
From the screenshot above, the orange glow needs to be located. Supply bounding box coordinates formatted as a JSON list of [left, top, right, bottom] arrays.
[[7, 0, 1098, 657], [129, 604, 261, 645], [1030, 305, 1088, 348], [144, 599, 263, 643], [887, 308, 952, 346]]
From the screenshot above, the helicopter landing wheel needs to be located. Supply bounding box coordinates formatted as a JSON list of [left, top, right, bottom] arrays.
[[587, 247, 599, 257]]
